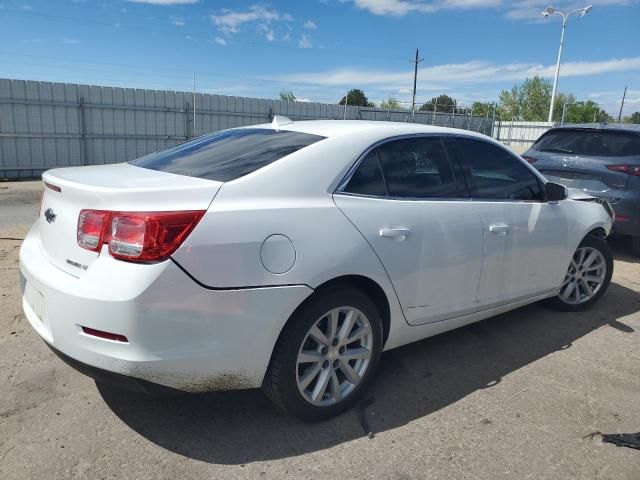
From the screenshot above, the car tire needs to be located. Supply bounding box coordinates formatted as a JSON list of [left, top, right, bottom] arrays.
[[631, 235, 640, 258], [263, 286, 383, 421], [544, 235, 613, 312]]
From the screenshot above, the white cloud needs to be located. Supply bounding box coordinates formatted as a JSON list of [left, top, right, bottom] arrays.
[[298, 34, 313, 48], [258, 23, 276, 41], [304, 20, 317, 29], [214, 36, 226, 45], [348, 0, 635, 19], [269, 57, 640, 88], [169, 15, 185, 26], [211, 5, 289, 35], [126, 0, 198, 4]]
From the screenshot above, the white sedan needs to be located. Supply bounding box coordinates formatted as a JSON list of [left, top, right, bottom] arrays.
[[20, 118, 614, 420]]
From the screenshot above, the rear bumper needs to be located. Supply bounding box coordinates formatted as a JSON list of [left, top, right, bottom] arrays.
[[45, 341, 182, 395], [19, 222, 314, 392]]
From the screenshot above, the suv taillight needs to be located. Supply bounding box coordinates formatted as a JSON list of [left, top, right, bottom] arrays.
[[77, 210, 204, 262], [522, 155, 537, 164], [606, 165, 640, 176]]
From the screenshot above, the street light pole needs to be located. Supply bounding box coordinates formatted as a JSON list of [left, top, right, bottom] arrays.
[[543, 5, 592, 123], [548, 15, 567, 123]]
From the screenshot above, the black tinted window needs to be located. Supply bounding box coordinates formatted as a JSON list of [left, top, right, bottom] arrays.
[[130, 128, 325, 182], [344, 151, 387, 196], [376, 137, 458, 198], [453, 138, 544, 201], [532, 129, 640, 157]]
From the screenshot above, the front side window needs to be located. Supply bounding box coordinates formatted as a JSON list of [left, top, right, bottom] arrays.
[[131, 128, 325, 182], [451, 138, 544, 201]]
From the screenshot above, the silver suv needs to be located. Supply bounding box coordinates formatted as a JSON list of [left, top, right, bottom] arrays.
[[524, 124, 640, 256]]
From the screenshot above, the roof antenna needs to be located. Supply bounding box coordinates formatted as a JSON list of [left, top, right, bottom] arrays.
[[272, 115, 293, 130]]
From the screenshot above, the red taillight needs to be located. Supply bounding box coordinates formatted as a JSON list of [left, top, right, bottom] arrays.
[[522, 155, 537, 164], [78, 210, 110, 251], [606, 165, 640, 176], [77, 209, 204, 262]]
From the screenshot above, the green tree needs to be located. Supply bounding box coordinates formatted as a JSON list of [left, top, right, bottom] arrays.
[[552, 92, 576, 121], [380, 97, 402, 110], [338, 89, 374, 107], [560, 100, 612, 124], [419, 94, 457, 113], [624, 112, 640, 124], [499, 76, 551, 121], [279, 90, 296, 102], [471, 101, 495, 117]]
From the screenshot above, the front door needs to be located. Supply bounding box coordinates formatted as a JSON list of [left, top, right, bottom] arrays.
[[447, 137, 571, 305]]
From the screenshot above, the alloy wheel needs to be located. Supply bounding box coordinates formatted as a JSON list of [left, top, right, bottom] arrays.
[[559, 246, 607, 305], [296, 307, 373, 406]]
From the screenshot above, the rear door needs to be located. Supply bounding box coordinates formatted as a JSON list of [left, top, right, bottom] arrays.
[[447, 137, 572, 305], [333, 135, 484, 326]]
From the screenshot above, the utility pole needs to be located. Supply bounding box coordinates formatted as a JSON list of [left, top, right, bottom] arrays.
[[618, 86, 627, 123], [409, 48, 424, 122], [192, 72, 197, 137], [343, 90, 348, 120]]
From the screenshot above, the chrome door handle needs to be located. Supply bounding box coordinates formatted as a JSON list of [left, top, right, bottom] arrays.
[[379, 228, 411, 241], [489, 224, 510, 235]]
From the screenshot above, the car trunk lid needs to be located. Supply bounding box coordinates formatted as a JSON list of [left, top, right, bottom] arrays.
[[38, 163, 221, 277]]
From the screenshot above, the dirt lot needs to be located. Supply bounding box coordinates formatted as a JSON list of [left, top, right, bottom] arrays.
[[1, 181, 639, 480]]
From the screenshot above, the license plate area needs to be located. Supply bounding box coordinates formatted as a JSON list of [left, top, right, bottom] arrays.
[[24, 281, 46, 324]]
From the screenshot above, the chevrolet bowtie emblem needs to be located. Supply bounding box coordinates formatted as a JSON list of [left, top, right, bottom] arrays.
[[44, 208, 57, 224]]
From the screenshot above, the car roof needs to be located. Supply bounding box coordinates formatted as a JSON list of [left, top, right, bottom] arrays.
[[548, 123, 640, 134], [245, 119, 493, 141]]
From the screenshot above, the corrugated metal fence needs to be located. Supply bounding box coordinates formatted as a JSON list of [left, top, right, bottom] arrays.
[[493, 120, 553, 152], [0, 78, 494, 179]]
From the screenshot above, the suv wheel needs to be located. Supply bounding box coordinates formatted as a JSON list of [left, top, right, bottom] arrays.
[[631, 235, 640, 258]]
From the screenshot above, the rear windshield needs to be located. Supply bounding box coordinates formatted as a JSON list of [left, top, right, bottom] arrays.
[[532, 129, 640, 157], [130, 128, 326, 181]]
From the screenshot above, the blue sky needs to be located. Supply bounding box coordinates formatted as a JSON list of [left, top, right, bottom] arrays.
[[1, 0, 639, 115]]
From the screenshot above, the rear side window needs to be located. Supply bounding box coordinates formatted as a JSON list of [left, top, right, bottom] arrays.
[[377, 137, 458, 198], [344, 151, 387, 196], [130, 128, 325, 182], [452, 138, 544, 201], [344, 137, 458, 198], [532, 129, 640, 157]]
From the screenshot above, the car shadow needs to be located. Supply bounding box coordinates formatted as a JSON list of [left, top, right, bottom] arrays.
[[97, 277, 639, 465]]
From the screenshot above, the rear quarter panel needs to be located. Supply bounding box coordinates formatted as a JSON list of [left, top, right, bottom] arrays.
[[171, 130, 412, 347]]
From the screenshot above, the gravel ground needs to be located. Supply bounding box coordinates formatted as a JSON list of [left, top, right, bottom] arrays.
[[1, 181, 639, 480]]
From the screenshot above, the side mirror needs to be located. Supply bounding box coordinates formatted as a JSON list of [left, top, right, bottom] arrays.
[[545, 182, 567, 202]]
